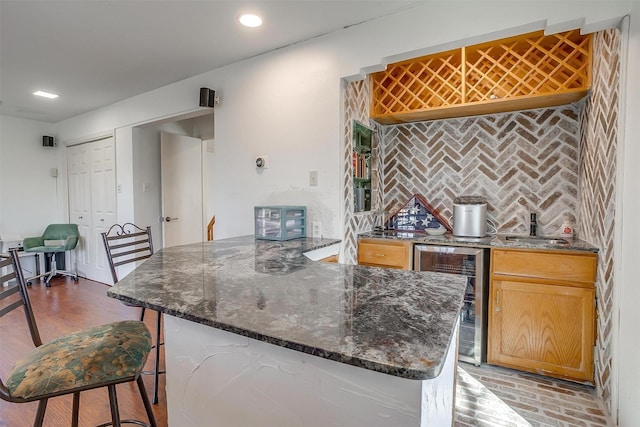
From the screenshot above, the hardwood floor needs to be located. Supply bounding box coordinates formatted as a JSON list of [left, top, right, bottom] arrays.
[[1, 275, 608, 427], [0, 276, 168, 427]]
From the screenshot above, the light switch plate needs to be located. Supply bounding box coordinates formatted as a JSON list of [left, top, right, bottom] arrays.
[[309, 171, 318, 186]]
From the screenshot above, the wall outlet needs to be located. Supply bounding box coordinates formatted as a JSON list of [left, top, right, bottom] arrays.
[[312, 221, 321, 238], [309, 171, 318, 186]]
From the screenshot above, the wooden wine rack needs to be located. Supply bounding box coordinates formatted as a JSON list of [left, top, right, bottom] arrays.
[[371, 30, 591, 124]]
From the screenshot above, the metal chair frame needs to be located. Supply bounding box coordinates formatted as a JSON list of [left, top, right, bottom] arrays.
[[101, 223, 163, 404], [101, 223, 154, 284], [0, 250, 157, 427]]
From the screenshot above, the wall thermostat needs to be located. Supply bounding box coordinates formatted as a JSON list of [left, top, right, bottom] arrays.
[[256, 155, 269, 169]]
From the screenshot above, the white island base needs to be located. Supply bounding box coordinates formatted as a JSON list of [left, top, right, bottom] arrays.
[[164, 315, 459, 427]]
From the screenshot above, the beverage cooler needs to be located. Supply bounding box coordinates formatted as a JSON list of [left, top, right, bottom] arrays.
[[414, 245, 489, 365]]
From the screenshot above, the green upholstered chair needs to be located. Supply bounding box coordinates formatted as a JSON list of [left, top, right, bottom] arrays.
[[23, 223, 79, 287], [101, 223, 164, 404], [0, 250, 157, 427]]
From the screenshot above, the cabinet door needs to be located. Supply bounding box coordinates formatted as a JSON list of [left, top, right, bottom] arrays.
[[488, 279, 595, 382]]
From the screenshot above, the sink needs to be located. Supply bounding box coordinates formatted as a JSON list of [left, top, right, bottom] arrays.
[[504, 235, 570, 246]]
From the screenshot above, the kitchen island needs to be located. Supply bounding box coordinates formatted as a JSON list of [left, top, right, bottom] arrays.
[[107, 236, 466, 427]]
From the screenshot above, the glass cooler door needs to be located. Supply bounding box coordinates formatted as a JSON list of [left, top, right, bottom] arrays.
[[413, 245, 488, 365]]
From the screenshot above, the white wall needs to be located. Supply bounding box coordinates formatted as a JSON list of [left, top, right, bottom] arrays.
[[205, 47, 343, 239], [114, 127, 135, 228], [0, 115, 59, 240], [132, 127, 162, 246], [616, 4, 640, 425]]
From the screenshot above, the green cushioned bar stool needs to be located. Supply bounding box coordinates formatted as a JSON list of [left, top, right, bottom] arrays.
[[0, 250, 157, 427], [23, 223, 80, 287]]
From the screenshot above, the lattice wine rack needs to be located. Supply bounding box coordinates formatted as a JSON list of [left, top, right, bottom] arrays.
[[371, 30, 591, 124]]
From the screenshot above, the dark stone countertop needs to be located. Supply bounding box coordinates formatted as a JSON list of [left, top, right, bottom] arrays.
[[359, 230, 599, 253], [107, 236, 466, 380]]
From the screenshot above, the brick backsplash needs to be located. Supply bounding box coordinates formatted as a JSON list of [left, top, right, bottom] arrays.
[[381, 104, 583, 236], [578, 28, 620, 415], [342, 78, 380, 265]]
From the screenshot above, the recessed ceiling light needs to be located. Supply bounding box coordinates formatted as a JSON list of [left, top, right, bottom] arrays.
[[239, 14, 262, 28], [33, 90, 59, 99]]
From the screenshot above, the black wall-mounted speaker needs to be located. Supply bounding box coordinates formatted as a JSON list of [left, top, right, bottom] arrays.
[[42, 135, 55, 147], [199, 87, 216, 108]]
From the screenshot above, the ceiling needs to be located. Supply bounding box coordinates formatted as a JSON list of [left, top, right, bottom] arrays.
[[0, 1, 421, 123]]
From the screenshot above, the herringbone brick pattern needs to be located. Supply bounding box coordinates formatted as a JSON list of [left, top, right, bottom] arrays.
[[577, 28, 620, 413], [342, 78, 381, 265], [382, 105, 582, 235], [457, 363, 611, 426]]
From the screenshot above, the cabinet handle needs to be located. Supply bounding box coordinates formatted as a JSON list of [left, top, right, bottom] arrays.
[[495, 289, 501, 312], [374, 253, 385, 257]]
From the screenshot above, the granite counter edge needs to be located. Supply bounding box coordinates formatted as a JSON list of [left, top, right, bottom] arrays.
[[106, 290, 456, 381], [359, 232, 599, 253]]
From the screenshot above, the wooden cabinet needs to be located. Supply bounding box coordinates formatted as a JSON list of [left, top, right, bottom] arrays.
[[357, 238, 413, 270], [320, 254, 339, 263], [371, 30, 591, 124], [488, 248, 597, 383]]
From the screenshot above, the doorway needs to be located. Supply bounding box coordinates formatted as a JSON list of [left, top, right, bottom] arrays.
[[132, 111, 214, 250], [160, 132, 204, 247]]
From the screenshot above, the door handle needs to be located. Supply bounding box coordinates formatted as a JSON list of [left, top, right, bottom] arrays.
[[164, 216, 179, 222]]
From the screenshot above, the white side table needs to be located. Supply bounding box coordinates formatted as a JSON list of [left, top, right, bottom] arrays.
[[0, 240, 40, 286]]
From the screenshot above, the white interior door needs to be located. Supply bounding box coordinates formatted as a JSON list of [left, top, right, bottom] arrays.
[[67, 137, 116, 283], [161, 132, 204, 248], [67, 143, 92, 278], [90, 138, 117, 284]]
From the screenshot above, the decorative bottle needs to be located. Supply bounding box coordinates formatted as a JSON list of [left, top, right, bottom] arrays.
[[560, 214, 574, 238]]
